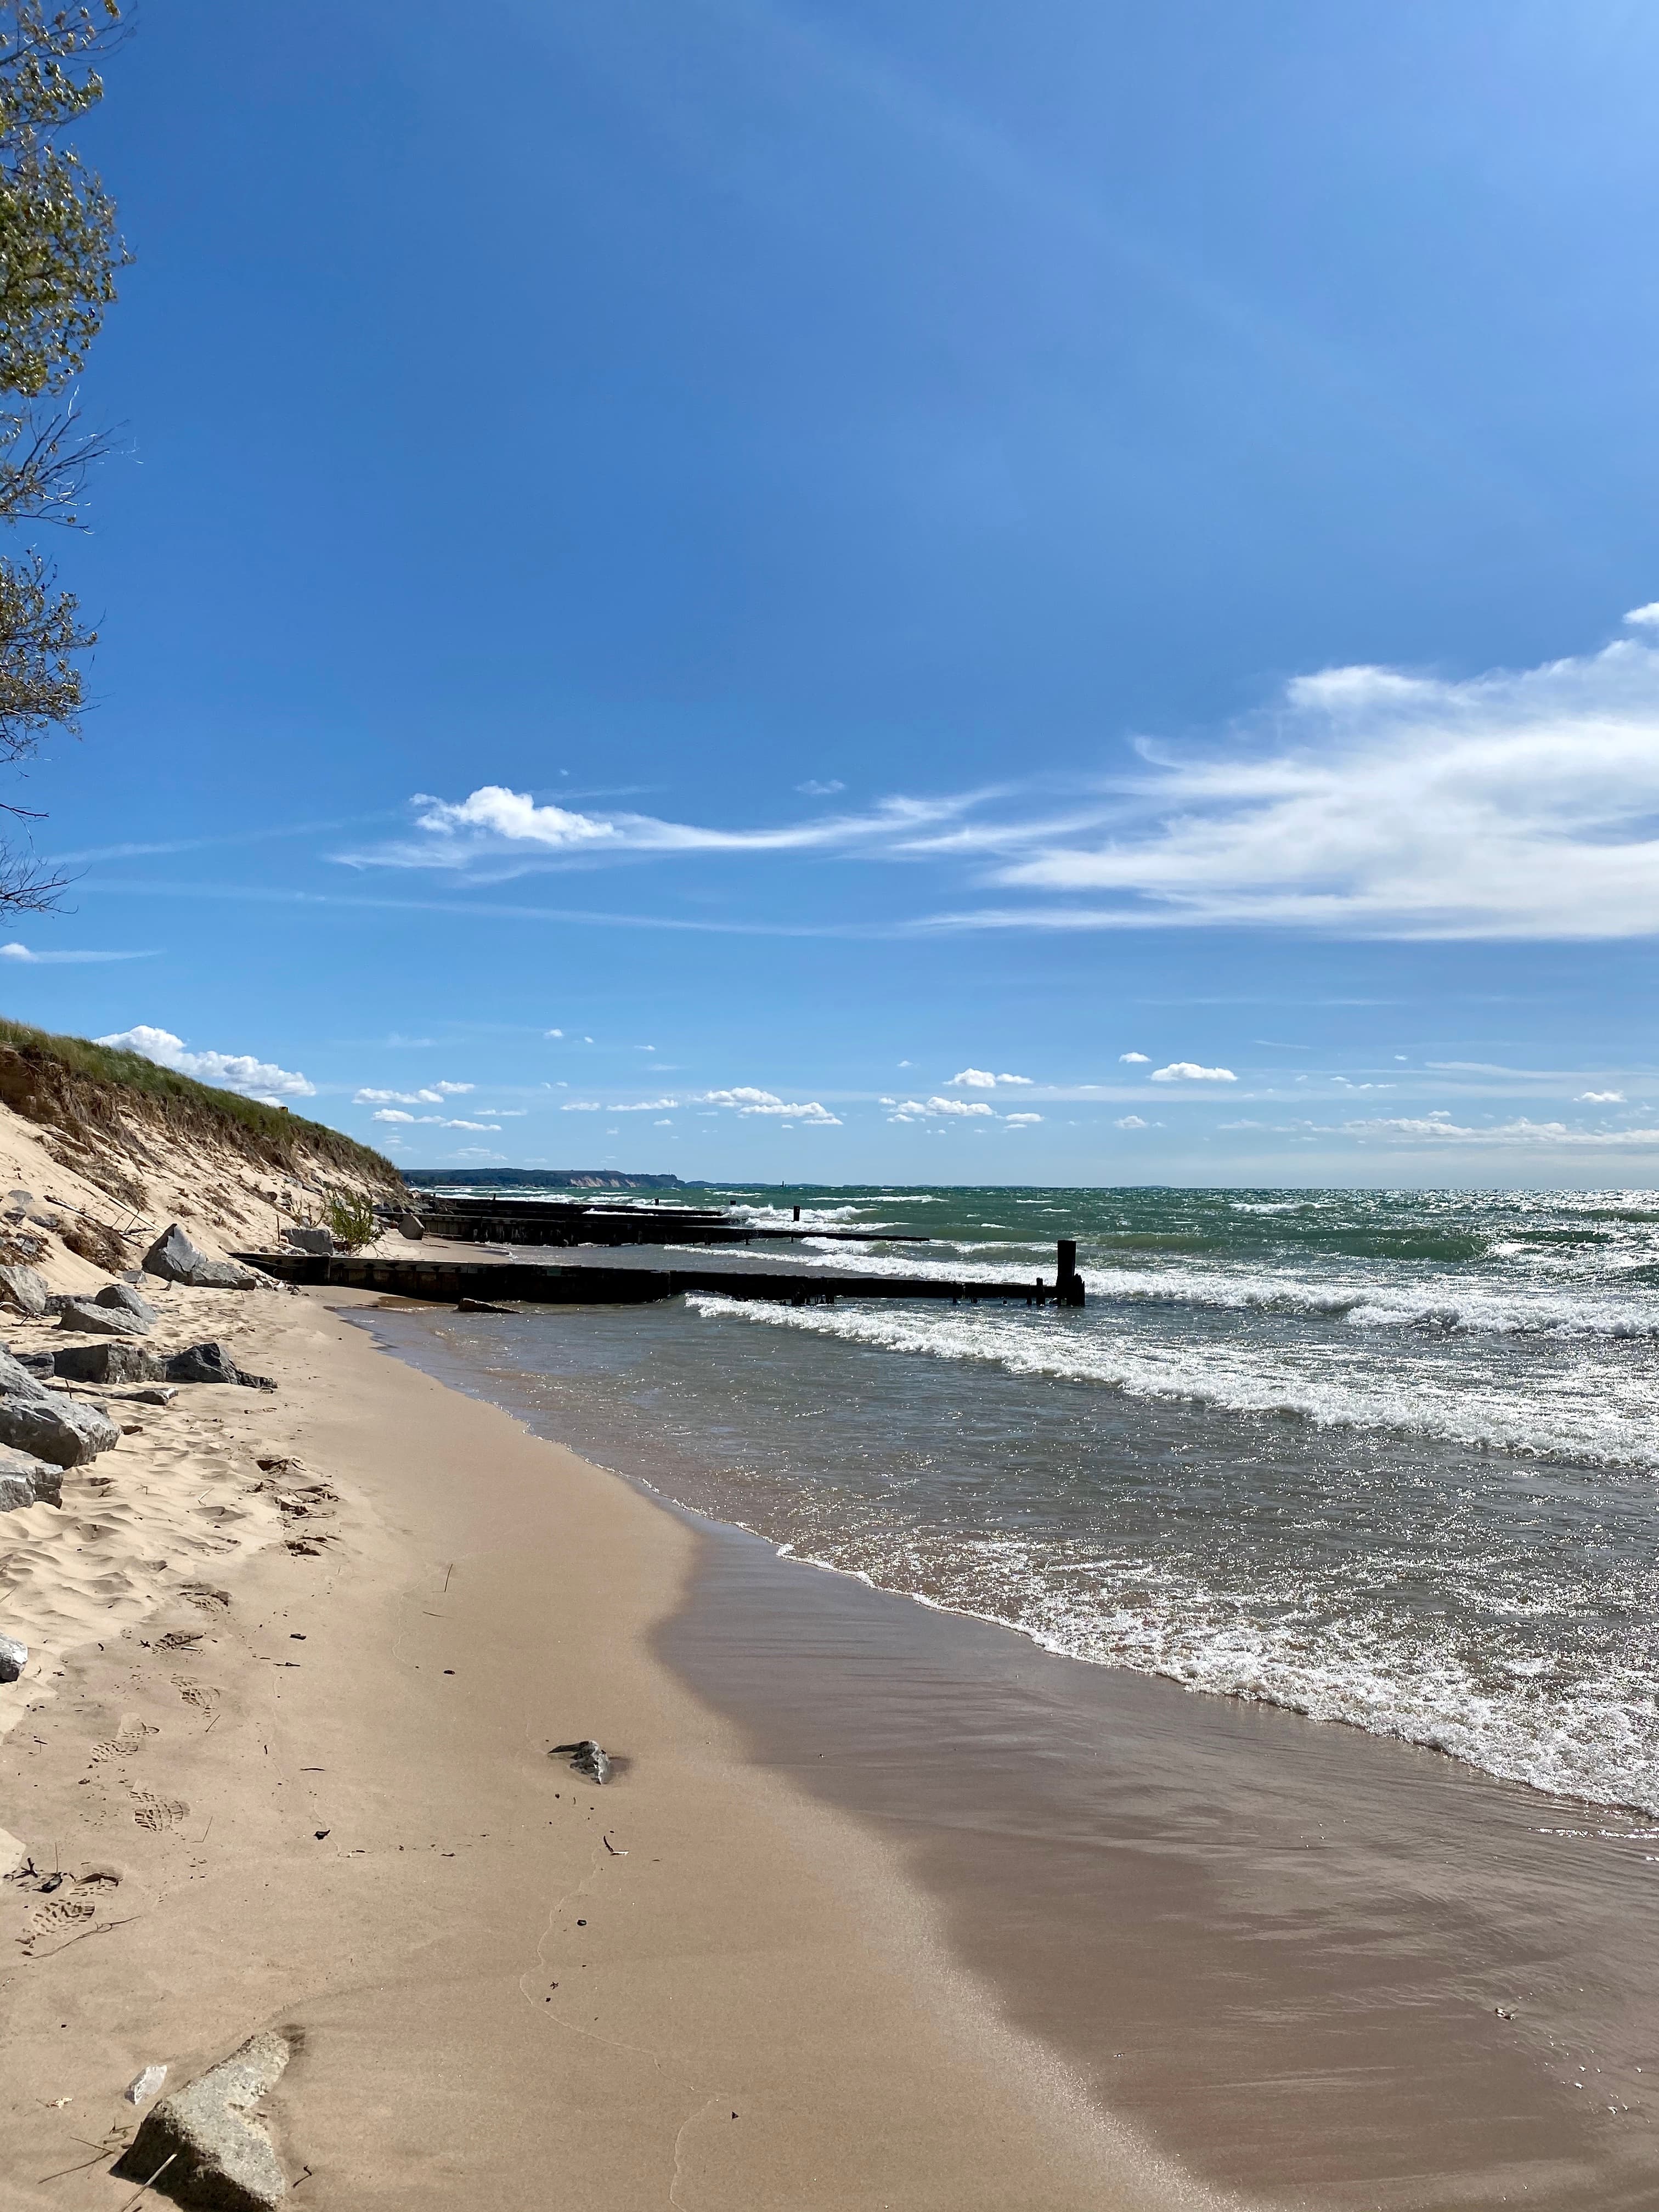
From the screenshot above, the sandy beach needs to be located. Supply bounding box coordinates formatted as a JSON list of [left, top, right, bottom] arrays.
[[0, 1280, 1208, 2211]]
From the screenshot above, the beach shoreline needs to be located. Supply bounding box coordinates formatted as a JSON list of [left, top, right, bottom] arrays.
[[0, 1283, 1186, 2211]]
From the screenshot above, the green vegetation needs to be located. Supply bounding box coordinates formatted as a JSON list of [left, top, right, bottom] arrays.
[[0, 2, 128, 910], [320, 1187, 379, 1251], [0, 1015, 403, 1188]]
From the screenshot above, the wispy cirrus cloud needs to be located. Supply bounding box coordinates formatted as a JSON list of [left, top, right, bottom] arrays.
[[1, 942, 159, 964], [326, 616, 1659, 943]]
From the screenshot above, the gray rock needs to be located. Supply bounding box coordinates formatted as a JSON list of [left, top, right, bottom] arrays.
[[126, 1384, 178, 1406], [14, 1350, 53, 1378], [0, 1632, 24, 1683], [0, 1389, 119, 1467], [142, 1224, 259, 1291], [53, 1341, 163, 1386], [0, 1447, 60, 1510], [0, 1344, 48, 1395], [0, 1264, 48, 1317], [113, 2029, 292, 2211], [57, 1300, 150, 1339], [282, 1226, 335, 1256], [97, 1282, 159, 1325], [396, 1210, 425, 1240], [165, 1342, 276, 1392], [43, 1292, 82, 1314]]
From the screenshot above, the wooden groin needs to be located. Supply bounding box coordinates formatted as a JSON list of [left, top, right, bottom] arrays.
[[238, 1242, 1086, 1309], [401, 1195, 931, 1250]]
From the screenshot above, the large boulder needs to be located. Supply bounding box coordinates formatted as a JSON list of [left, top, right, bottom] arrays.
[[0, 1265, 48, 1317], [165, 1341, 276, 1391], [283, 1225, 335, 1255], [0, 1344, 120, 1466], [53, 1341, 162, 1386], [142, 1224, 259, 1291], [0, 1389, 119, 1467], [396, 1210, 425, 1239], [97, 1282, 158, 1326], [114, 2030, 292, 2211], [0, 1448, 61, 1510], [57, 1300, 150, 1339]]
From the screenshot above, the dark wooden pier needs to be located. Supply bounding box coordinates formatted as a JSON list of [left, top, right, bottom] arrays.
[[239, 1240, 1086, 1309], [397, 1194, 932, 1250]]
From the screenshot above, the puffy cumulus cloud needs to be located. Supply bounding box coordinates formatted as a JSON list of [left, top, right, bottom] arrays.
[[96, 1024, 315, 1105], [699, 1087, 842, 1126], [354, 1082, 472, 1105], [1116, 1114, 1149, 1128], [606, 1098, 681, 1112], [949, 1068, 1033, 1088], [1150, 1062, 1237, 1083], [888, 1096, 996, 1122], [1624, 605, 1659, 628], [1118, 1051, 1150, 1063], [1003, 1111, 1043, 1125], [1345, 1112, 1659, 1148], [1578, 1090, 1626, 1103]]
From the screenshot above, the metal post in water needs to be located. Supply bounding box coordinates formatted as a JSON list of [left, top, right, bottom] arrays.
[[1057, 1239, 1084, 1308]]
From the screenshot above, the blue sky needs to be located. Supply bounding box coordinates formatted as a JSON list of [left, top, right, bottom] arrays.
[[5, 0, 1659, 1184]]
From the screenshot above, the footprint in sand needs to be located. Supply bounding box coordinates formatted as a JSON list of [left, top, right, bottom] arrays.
[[129, 1790, 188, 1832], [173, 1679, 218, 1711], [22, 1894, 97, 1948], [178, 1585, 230, 1612], [91, 1719, 157, 1764], [154, 1631, 203, 1654]]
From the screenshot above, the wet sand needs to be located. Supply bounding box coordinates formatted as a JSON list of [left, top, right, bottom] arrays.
[[0, 1288, 1184, 2210], [375, 1299, 1659, 2210]]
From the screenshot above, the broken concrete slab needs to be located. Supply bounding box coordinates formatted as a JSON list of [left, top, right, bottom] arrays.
[[0, 1263, 48, 1317], [53, 1341, 164, 1386], [164, 1342, 277, 1392], [97, 1281, 159, 1325], [142, 1224, 261, 1291], [57, 1299, 150, 1338], [0, 1447, 62, 1511], [112, 2028, 292, 2211]]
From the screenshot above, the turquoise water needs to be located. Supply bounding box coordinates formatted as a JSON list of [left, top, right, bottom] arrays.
[[436, 1185, 1659, 1813]]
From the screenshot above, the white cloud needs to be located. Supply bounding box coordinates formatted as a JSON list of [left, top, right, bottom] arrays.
[[348, 785, 981, 873], [1345, 1113, 1659, 1148], [699, 1087, 842, 1126], [888, 1096, 997, 1121], [370, 1107, 499, 1130], [545, 1028, 563, 1038], [561, 1100, 603, 1111], [797, 778, 845, 796], [1, 942, 156, 964], [1150, 1062, 1237, 1083], [96, 1024, 315, 1105], [1118, 1051, 1150, 1063], [654, 1118, 673, 1126], [354, 1083, 472, 1105], [1116, 1114, 1148, 1128], [1624, 605, 1659, 628], [1004, 1111, 1043, 1125], [949, 1068, 1034, 1088], [606, 1098, 681, 1112], [1578, 1090, 1626, 1103]]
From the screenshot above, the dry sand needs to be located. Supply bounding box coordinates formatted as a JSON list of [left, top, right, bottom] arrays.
[[0, 1282, 1220, 2211]]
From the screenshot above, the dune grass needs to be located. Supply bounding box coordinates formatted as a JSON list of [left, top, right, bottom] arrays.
[[0, 1017, 402, 1189]]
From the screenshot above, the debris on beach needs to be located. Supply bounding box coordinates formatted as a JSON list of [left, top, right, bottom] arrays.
[[126, 2063, 167, 2105], [114, 2029, 294, 2212], [456, 1297, 511, 1314], [551, 1738, 613, 1784], [0, 1631, 26, 1681]]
